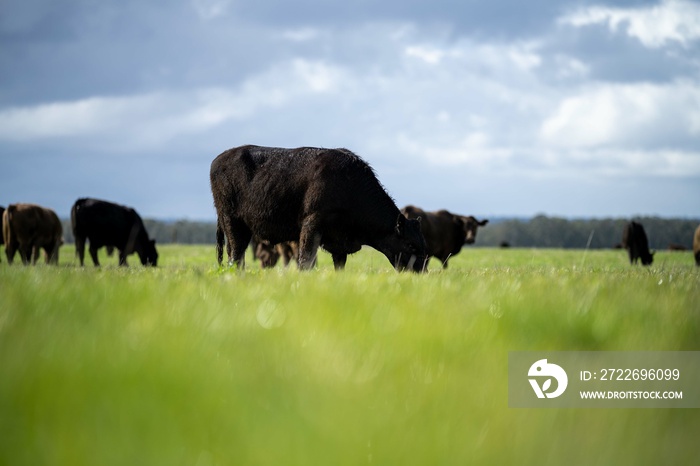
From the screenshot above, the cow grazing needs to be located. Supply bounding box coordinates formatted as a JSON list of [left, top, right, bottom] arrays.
[[210, 145, 427, 271], [401, 205, 488, 268], [71, 198, 158, 266], [694, 225, 700, 266], [622, 221, 654, 266], [2, 203, 63, 265]]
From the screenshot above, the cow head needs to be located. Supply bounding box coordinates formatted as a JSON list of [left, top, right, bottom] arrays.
[[461, 216, 488, 244], [389, 214, 428, 272], [139, 239, 158, 266], [641, 250, 655, 266]]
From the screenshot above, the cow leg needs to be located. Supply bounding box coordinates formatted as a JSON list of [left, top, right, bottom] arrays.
[[216, 219, 225, 266], [299, 216, 321, 271], [5, 242, 16, 264], [440, 255, 450, 269], [49, 241, 60, 265], [331, 253, 347, 270], [32, 245, 42, 265], [222, 217, 251, 268], [89, 245, 101, 266], [19, 244, 32, 265], [118, 249, 129, 266], [43, 244, 56, 265], [230, 228, 251, 269], [75, 235, 87, 266]]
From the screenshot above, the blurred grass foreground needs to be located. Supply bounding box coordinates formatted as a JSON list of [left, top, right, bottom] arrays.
[[1, 245, 699, 465]]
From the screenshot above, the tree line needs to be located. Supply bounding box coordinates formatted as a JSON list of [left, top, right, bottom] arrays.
[[59, 215, 699, 250], [476, 215, 699, 250]]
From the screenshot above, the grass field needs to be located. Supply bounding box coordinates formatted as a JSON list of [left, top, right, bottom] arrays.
[[1, 245, 699, 465]]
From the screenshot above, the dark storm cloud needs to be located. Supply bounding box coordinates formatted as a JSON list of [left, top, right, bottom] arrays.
[[0, 0, 283, 105]]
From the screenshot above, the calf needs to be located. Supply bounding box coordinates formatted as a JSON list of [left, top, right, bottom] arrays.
[[402, 205, 488, 268], [71, 198, 158, 266], [251, 239, 307, 269], [210, 145, 427, 271], [622, 221, 654, 266], [3, 203, 63, 265]]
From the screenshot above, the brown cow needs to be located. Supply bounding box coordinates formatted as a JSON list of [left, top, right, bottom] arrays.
[[253, 240, 308, 269], [694, 225, 700, 267], [3, 203, 63, 265], [401, 205, 488, 268]]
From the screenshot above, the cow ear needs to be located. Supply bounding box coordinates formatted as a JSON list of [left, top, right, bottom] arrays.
[[416, 216, 422, 224], [479, 219, 489, 226]]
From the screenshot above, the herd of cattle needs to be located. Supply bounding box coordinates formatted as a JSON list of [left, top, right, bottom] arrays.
[[2, 145, 700, 270], [1, 199, 158, 267]]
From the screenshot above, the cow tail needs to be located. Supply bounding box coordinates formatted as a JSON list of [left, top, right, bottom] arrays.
[[216, 218, 224, 265], [70, 203, 78, 237]]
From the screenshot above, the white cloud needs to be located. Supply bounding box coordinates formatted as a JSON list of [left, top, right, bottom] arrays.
[[404, 40, 542, 72], [0, 95, 164, 141], [405, 45, 446, 65], [552, 55, 589, 80], [395, 131, 513, 170], [191, 0, 233, 20], [0, 59, 347, 146], [540, 80, 700, 149], [279, 28, 322, 42], [290, 59, 344, 93], [544, 148, 700, 177], [561, 0, 700, 48]]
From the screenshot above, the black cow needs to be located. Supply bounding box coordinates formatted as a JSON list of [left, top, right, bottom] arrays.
[[401, 205, 488, 268], [694, 225, 700, 267], [71, 198, 158, 266], [210, 145, 427, 271], [622, 221, 654, 266]]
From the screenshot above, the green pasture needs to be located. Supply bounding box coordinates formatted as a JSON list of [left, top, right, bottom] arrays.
[[1, 245, 698, 465]]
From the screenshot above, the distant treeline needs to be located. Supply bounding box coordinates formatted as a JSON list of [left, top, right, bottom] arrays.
[[477, 215, 699, 250], [59, 215, 699, 250]]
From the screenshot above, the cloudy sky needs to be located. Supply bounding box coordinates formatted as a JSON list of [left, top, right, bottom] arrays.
[[1, 0, 699, 220]]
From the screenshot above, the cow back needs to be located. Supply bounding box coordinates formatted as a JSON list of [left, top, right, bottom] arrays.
[[211, 146, 402, 244], [72, 198, 146, 250]]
